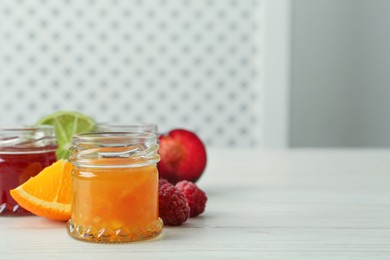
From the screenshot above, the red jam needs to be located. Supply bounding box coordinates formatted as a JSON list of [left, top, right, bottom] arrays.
[[0, 126, 57, 216], [0, 149, 57, 215]]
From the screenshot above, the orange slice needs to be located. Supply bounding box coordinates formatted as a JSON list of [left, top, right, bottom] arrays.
[[10, 159, 73, 221]]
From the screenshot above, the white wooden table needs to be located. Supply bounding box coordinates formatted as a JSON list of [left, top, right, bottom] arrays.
[[1, 149, 390, 259]]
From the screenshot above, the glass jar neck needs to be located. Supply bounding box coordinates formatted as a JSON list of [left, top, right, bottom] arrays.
[[69, 132, 160, 168], [0, 126, 57, 154]]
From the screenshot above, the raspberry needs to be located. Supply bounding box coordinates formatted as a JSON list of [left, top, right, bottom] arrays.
[[176, 181, 207, 217], [159, 183, 190, 226], [158, 178, 170, 187]]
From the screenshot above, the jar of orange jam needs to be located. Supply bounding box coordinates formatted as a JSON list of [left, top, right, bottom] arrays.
[[0, 126, 57, 216], [66, 132, 163, 243]]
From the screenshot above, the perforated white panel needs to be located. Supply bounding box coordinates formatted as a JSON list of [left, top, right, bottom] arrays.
[[0, 0, 261, 147]]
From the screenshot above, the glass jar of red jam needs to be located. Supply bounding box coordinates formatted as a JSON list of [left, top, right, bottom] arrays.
[[0, 126, 57, 216]]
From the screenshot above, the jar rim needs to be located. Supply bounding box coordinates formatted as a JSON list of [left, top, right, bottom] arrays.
[[94, 123, 158, 133], [0, 125, 57, 154], [72, 131, 157, 144], [0, 125, 55, 132]]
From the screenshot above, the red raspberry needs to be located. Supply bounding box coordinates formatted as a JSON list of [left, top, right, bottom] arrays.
[[158, 178, 170, 187], [176, 181, 207, 217], [159, 183, 190, 226]]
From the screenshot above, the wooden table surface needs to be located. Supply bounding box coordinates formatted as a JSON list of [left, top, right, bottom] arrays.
[[1, 149, 390, 259]]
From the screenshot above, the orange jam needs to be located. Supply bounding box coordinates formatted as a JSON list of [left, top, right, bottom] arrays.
[[66, 132, 162, 243]]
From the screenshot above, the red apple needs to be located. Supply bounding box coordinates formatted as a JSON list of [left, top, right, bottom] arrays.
[[158, 129, 207, 184]]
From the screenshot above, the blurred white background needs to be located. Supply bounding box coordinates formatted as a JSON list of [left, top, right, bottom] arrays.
[[290, 0, 390, 148], [0, 0, 261, 148], [265, 0, 390, 148], [1, 0, 389, 148]]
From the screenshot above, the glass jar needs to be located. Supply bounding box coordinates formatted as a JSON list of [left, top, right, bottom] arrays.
[[0, 126, 57, 216], [95, 123, 158, 133], [66, 132, 163, 243]]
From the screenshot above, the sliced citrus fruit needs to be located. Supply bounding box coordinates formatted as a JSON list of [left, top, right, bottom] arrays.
[[10, 159, 73, 221], [36, 111, 95, 159]]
